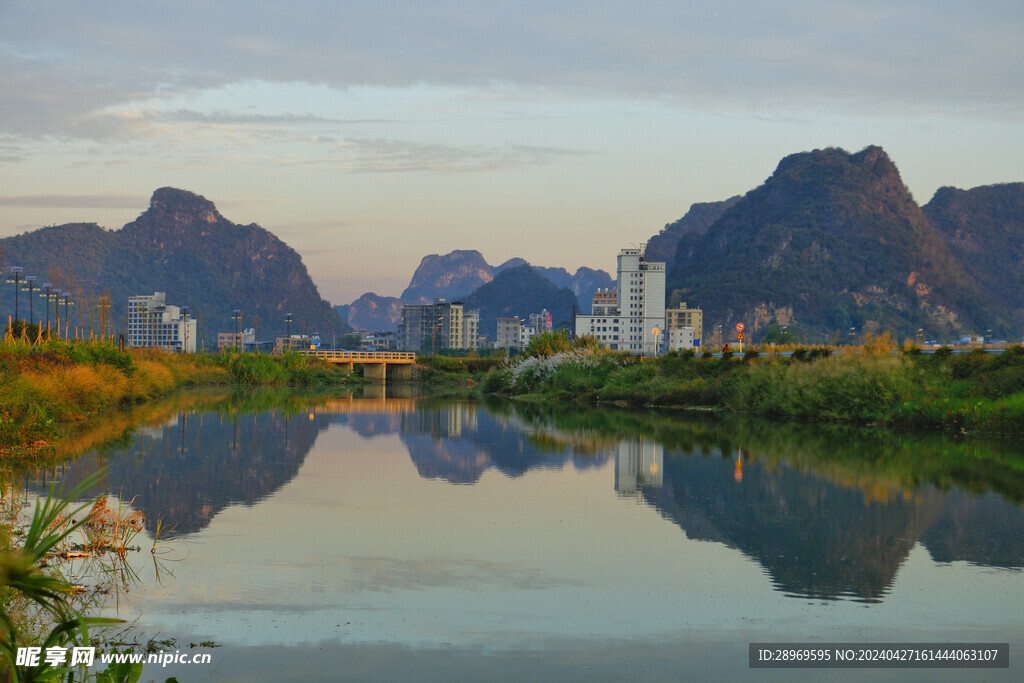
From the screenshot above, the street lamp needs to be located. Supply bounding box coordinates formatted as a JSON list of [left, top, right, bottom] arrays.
[[231, 309, 242, 350], [22, 276, 37, 326], [98, 295, 111, 342], [180, 306, 191, 353], [6, 267, 24, 321], [41, 283, 57, 332], [432, 313, 444, 355], [60, 291, 74, 339]]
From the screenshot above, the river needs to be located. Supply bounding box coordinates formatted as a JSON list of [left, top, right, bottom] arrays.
[[22, 390, 1024, 681]]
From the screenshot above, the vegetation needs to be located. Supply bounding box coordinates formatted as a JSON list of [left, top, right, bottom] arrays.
[[664, 146, 1009, 340], [0, 187, 351, 348], [483, 340, 1024, 435], [414, 355, 503, 395], [0, 339, 360, 453], [0, 473, 182, 682], [463, 265, 577, 336], [500, 400, 1024, 504]]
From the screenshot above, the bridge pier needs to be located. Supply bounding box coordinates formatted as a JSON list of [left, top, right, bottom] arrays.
[[388, 364, 413, 382], [363, 363, 387, 383]]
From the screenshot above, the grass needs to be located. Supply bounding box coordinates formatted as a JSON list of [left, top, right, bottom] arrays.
[[482, 343, 1024, 435], [503, 400, 1024, 504], [0, 340, 362, 453]]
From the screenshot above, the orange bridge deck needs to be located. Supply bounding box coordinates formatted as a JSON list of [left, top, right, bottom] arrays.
[[296, 350, 416, 382]]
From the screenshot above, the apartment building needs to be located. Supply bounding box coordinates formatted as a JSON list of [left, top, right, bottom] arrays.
[[574, 247, 666, 354], [398, 299, 479, 352], [127, 292, 197, 353], [666, 303, 703, 350]]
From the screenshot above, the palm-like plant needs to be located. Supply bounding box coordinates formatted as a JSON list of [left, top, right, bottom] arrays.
[[1, 472, 122, 682]]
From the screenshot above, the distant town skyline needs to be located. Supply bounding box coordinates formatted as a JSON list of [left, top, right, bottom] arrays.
[[2, 1, 1022, 305]]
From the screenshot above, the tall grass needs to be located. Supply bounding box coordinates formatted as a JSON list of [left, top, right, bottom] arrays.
[[483, 344, 1024, 434], [0, 342, 359, 452]]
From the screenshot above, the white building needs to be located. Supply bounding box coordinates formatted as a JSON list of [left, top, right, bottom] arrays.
[[520, 324, 537, 349], [127, 292, 197, 353], [574, 247, 666, 354], [495, 317, 524, 350], [614, 439, 664, 495], [669, 326, 696, 352]]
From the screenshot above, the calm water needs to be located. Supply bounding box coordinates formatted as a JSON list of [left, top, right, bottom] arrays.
[[26, 393, 1024, 681]]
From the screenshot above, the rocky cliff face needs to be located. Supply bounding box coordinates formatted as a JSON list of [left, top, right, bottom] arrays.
[[663, 146, 998, 339], [400, 249, 495, 304], [923, 183, 1024, 332], [0, 188, 351, 343], [342, 249, 613, 331], [344, 292, 405, 331], [645, 196, 741, 264]]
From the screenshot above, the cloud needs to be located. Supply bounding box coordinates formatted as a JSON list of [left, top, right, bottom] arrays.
[[0, 194, 147, 209], [1, 1, 1021, 140], [153, 110, 391, 126], [277, 139, 584, 173]]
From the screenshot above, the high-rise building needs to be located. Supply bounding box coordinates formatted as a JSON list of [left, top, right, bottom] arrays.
[[574, 247, 666, 354], [398, 299, 478, 352], [462, 310, 480, 351], [127, 292, 197, 352]]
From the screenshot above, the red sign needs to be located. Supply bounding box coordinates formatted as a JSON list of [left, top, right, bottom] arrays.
[[736, 323, 745, 332]]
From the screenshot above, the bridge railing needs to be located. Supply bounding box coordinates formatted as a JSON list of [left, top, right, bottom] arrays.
[[296, 349, 416, 362]]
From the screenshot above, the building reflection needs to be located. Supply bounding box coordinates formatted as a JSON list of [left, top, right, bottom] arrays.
[[614, 439, 663, 496], [26, 397, 1024, 605]]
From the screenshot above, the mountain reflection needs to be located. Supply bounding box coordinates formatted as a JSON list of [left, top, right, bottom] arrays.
[[29, 408, 334, 537], [523, 405, 1024, 602], [28, 396, 1024, 604], [639, 447, 941, 602], [398, 403, 609, 483]]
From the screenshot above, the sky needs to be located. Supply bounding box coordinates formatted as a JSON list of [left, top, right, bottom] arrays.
[[1, 0, 1022, 305]]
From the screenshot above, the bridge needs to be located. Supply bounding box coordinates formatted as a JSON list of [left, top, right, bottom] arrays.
[[295, 349, 416, 382]]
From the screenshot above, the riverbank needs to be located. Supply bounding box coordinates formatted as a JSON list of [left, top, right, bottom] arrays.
[[0, 341, 362, 454], [481, 337, 1024, 434]]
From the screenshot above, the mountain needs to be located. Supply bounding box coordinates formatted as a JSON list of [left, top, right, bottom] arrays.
[[0, 188, 351, 344], [341, 292, 404, 332], [463, 264, 577, 337], [400, 249, 494, 304], [341, 250, 613, 331], [645, 196, 741, 264], [923, 183, 1024, 333], [663, 146, 997, 340]]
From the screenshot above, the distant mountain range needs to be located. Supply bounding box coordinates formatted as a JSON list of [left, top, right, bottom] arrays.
[[653, 146, 1023, 340], [346, 145, 1024, 341], [4, 145, 1020, 346], [0, 188, 350, 344], [339, 250, 613, 333]]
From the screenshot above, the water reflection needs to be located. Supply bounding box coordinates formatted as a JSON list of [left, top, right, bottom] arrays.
[[30, 407, 334, 536], [27, 394, 1024, 607], [614, 439, 663, 495]]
